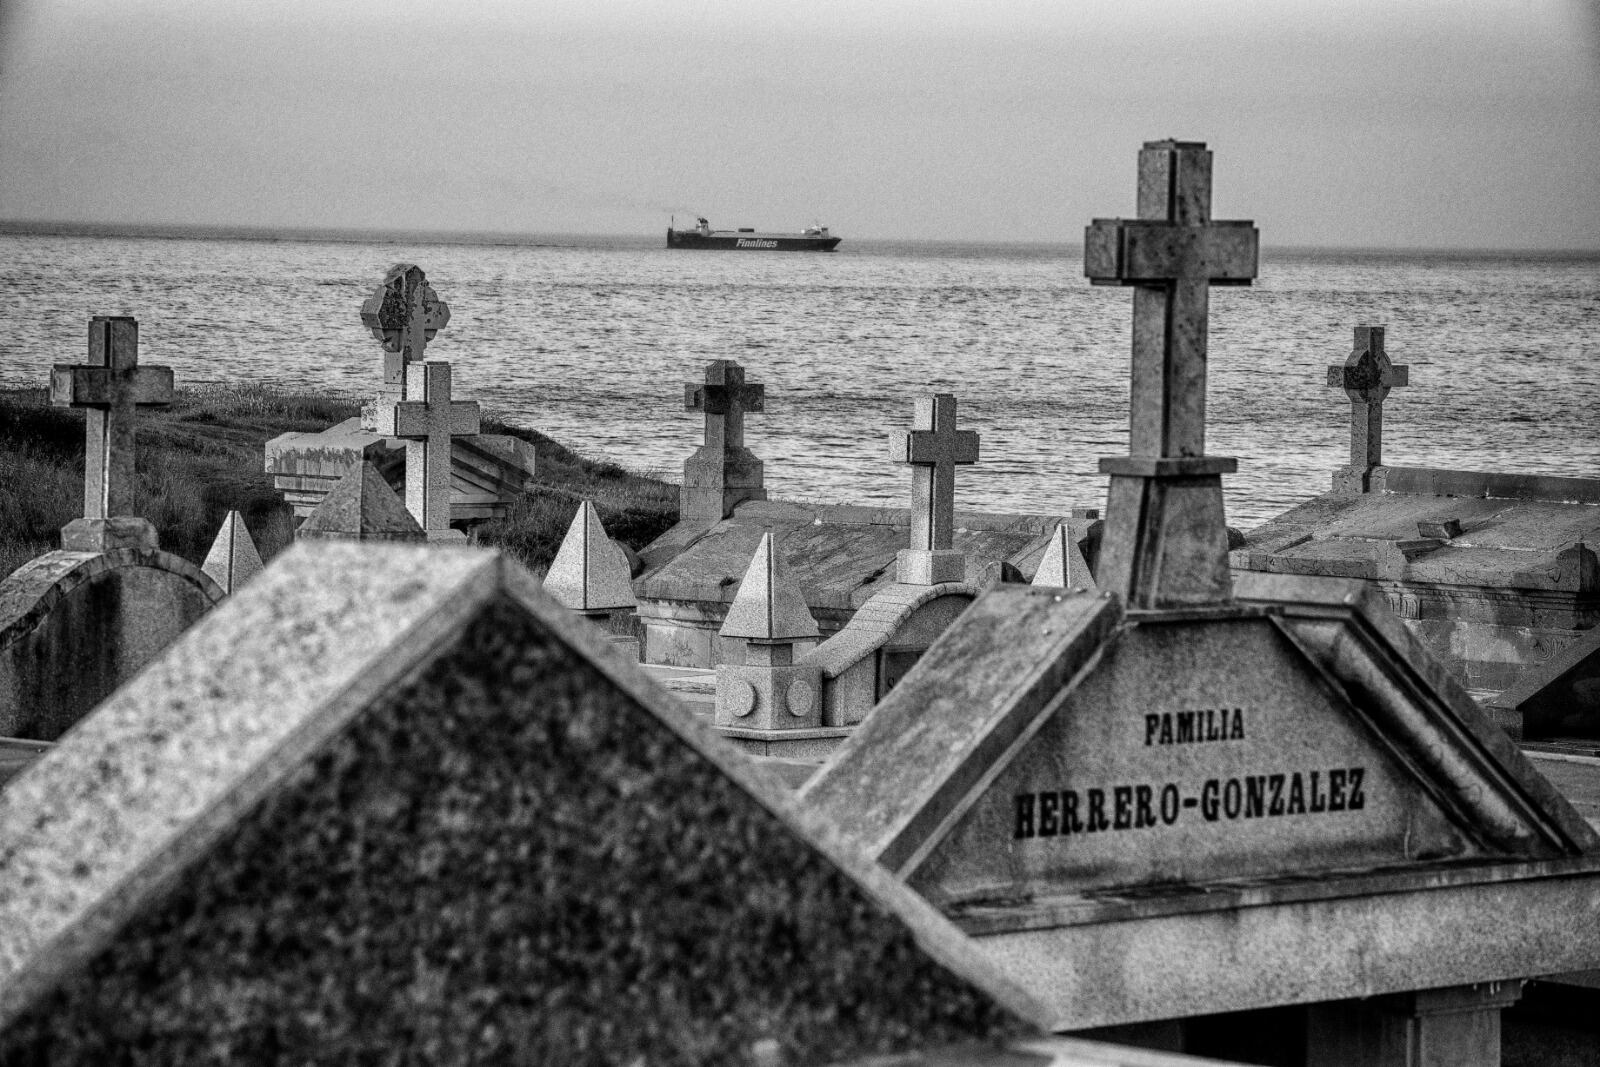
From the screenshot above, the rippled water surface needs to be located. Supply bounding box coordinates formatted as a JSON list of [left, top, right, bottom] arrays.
[[2, 233, 1596, 528]]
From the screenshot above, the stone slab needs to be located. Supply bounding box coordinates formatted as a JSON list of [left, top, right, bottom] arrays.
[[829, 1036, 1255, 1065], [1523, 752, 1600, 831], [722, 731, 858, 762], [0, 543, 1045, 1061], [266, 418, 536, 524], [1234, 489, 1600, 591], [967, 870, 1600, 1031], [640, 501, 1087, 619]]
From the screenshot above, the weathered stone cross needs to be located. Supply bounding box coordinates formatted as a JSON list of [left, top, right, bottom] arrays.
[[1329, 324, 1408, 484], [360, 264, 451, 393], [679, 359, 770, 527], [686, 359, 764, 452], [1084, 140, 1259, 608], [375, 362, 480, 540], [892, 394, 980, 554], [50, 316, 174, 551]]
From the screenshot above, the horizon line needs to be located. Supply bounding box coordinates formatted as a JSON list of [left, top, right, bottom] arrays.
[[2, 218, 1597, 260]]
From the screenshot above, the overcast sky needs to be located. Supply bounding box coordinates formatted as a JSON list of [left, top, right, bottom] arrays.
[[2, 0, 1596, 248]]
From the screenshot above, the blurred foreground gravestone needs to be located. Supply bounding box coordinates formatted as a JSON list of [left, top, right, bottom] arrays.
[[0, 543, 1048, 1064], [799, 141, 1600, 1066], [0, 317, 222, 740]]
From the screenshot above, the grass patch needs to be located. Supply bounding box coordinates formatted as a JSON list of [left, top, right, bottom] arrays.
[[0, 387, 678, 581]]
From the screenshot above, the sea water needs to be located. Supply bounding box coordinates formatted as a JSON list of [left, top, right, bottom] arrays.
[[1, 232, 1595, 528]]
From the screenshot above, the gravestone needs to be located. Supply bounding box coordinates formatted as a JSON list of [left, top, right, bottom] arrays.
[[679, 359, 768, 529], [0, 317, 222, 739], [0, 543, 1043, 1064], [1083, 139, 1257, 608], [200, 510, 264, 594], [1234, 326, 1599, 725], [49, 316, 174, 552], [1328, 325, 1409, 492], [893, 393, 981, 585], [294, 461, 425, 543], [359, 262, 451, 421], [543, 500, 641, 660], [799, 141, 1600, 1066], [373, 361, 481, 541]]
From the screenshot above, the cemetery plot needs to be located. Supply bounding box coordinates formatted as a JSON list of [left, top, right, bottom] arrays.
[[802, 579, 1600, 1029]]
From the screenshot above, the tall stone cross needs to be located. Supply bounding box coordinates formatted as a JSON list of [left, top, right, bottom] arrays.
[[49, 316, 174, 552], [375, 361, 480, 541], [890, 394, 979, 585], [360, 264, 451, 397], [680, 360, 768, 527], [1084, 139, 1259, 608], [1329, 324, 1408, 490]]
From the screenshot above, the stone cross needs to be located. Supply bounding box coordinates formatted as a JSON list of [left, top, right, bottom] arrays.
[[1084, 140, 1259, 608], [1329, 325, 1408, 477], [686, 360, 764, 452], [360, 264, 451, 393], [375, 362, 479, 540], [891, 394, 979, 554], [50, 316, 174, 551]]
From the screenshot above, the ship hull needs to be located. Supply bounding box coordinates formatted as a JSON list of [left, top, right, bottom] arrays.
[[668, 229, 841, 251]]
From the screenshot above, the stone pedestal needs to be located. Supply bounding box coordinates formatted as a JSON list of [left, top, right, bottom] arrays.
[[681, 446, 766, 528], [716, 660, 822, 730], [60, 517, 159, 553], [1307, 982, 1522, 1067], [1097, 457, 1236, 609], [896, 549, 966, 586]]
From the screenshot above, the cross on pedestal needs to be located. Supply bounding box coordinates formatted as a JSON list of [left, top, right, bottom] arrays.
[[49, 316, 174, 551], [1084, 140, 1259, 608], [685, 359, 764, 452], [1329, 325, 1408, 487], [360, 264, 451, 394], [376, 361, 480, 540], [891, 394, 980, 553], [679, 360, 768, 526]]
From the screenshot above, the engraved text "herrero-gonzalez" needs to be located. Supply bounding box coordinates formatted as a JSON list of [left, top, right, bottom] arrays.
[[1015, 768, 1367, 839]]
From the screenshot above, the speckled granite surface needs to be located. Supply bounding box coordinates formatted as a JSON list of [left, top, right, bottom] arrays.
[[0, 542, 1033, 1064]]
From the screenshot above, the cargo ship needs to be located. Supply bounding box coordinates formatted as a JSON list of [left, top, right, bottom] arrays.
[[667, 217, 841, 251]]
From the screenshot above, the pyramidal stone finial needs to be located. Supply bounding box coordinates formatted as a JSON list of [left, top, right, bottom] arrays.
[[1031, 524, 1093, 591], [201, 511, 265, 594], [721, 533, 819, 642], [544, 502, 637, 614], [296, 462, 425, 543]]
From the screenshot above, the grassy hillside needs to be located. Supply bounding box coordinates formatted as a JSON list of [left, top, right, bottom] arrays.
[[0, 385, 678, 581]]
